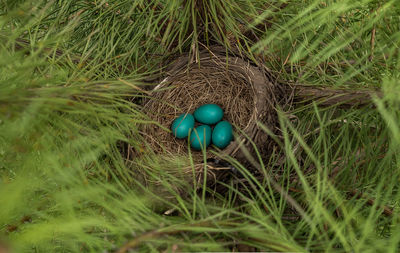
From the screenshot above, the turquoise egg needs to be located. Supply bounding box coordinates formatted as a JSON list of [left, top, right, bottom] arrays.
[[194, 104, 223, 125], [190, 125, 212, 150], [212, 121, 233, 149], [171, 113, 195, 139]]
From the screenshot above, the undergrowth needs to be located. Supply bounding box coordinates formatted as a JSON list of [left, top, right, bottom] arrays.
[[1, 0, 400, 252]]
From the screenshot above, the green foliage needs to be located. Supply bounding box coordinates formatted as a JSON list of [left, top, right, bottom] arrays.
[[1, 0, 400, 252]]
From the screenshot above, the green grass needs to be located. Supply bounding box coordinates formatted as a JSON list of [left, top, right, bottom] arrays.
[[1, 0, 400, 252]]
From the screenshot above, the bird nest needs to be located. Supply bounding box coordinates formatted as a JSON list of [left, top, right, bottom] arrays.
[[141, 48, 278, 164]]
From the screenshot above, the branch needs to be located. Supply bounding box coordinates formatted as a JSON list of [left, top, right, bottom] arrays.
[[115, 229, 177, 253], [291, 84, 382, 108], [115, 221, 213, 253], [349, 189, 393, 217]]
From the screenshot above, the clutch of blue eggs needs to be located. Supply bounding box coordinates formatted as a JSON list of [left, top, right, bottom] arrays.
[[171, 104, 233, 150]]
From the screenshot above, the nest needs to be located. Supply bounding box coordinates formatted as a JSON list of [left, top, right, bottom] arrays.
[[142, 47, 279, 165]]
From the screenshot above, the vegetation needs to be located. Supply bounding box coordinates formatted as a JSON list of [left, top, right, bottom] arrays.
[[1, 0, 400, 252]]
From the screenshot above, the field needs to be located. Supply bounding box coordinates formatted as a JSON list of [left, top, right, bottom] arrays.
[[1, 1, 400, 252]]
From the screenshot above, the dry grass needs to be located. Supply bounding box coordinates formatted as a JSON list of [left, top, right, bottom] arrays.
[[140, 48, 278, 163]]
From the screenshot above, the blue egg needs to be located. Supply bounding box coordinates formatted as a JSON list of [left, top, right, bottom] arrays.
[[171, 113, 195, 139], [212, 121, 233, 149], [190, 125, 212, 150], [194, 104, 223, 125]]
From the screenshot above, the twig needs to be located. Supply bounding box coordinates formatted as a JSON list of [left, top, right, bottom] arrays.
[[369, 26, 376, 62], [0, 241, 10, 253], [328, 148, 391, 218], [283, 41, 297, 66], [238, 144, 313, 225], [291, 84, 382, 108], [369, 5, 380, 62], [349, 189, 393, 217], [115, 229, 178, 253], [115, 221, 213, 253], [118, 78, 151, 95]]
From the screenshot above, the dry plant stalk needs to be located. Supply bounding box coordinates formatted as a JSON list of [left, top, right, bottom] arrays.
[[292, 84, 382, 108]]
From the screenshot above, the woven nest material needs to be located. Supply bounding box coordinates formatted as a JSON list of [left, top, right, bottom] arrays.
[[142, 48, 279, 164]]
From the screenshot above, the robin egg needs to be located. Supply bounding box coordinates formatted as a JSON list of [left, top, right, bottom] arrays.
[[171, 113, 195, 139], [194, 104, 223, 125], [212, 120, 233, 149], [190, 125, 212, 150]]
